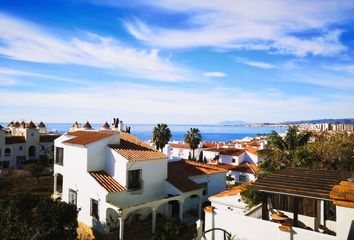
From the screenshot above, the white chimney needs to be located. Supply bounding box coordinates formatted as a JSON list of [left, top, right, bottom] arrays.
[[118, 120, 124, 131]]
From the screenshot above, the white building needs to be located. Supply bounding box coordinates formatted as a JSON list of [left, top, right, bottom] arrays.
[[203, 168, 354, 240], [0, 121, 59, 169], [53, 121, 227, 239]]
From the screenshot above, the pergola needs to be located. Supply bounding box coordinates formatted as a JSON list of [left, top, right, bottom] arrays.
[[250, 167, 353, 228]]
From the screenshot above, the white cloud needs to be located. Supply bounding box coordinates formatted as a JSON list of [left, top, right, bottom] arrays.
[[326, 64, 354, 74], [1, 83, 353, 123], [0, 68, 91, 85], [123, 0, 352, 56], [235, 58, 276, 69], [0, 14, 193, 82], [203, 72, 227, 77], [0, 77, 17, 86]]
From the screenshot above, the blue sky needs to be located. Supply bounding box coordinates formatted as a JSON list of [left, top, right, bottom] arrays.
[[0, 0, 354, 124]]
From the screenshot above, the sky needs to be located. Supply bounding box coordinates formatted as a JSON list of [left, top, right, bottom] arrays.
[[0, 0, 354, 124]]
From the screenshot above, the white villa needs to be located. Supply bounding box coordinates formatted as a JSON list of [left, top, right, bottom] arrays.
[[203, 168, 354, 240], [53, 119, 227, 239], [204, 147, 262, 183], [0, 121, 59, 169]]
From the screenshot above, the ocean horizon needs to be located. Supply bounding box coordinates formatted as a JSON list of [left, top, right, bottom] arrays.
[[1, 122, 288, 142]]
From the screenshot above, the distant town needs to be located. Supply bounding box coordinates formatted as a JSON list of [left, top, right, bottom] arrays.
[[1, 117, 353, 240]]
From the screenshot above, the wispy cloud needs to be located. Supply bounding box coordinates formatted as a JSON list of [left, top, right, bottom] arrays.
[[0, 68, 91, 85], [123, 0, 352, 56], [235, 58, 276, 69], [325, 64, 354, 74], [1, 84, 353, 123], [203, 71, 227, 77], [0, 13, 193, 82]]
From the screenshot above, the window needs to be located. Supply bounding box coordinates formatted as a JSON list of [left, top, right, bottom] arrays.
[[90, 199, 99, 219], [3, 161, 9, 169], [68, 189, 77, 206], [55, 147, 63, 165], [19, 146, 23, 151], [239, 175, 247, 182], [232, 158, 235, 163], [127, 169, 142, 190], [4, 148, 11, 157]]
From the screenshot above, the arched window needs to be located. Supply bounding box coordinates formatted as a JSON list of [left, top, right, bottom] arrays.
[[4, 148, 11, 157]]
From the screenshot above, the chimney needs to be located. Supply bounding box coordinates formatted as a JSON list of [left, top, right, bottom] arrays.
[[118, 120, 124, 131]]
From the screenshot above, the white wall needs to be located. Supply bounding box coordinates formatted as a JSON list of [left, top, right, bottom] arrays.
[[107, 158, 168, 207], [336, 205, 354, 240], [191, 172, 226, 203], [204, 208, 336, 240]]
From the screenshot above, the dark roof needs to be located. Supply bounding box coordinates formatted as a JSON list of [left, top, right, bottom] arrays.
[[14, 121, 20, 127], [64, 131, 116, 145], [0, 124, 3, 130], [37, 121, 46, 128], [20, 121, 26, 128], [167, 160, 225, 193], [72, 121, 80, 128], [89, 171, 126, 193], [102, 121, 110, 129], [27, 121, 36, 129], [5, 136, 26, 144], [83, 121, 92, 129], [109, 132, 167, 161], [39, 135, 60, 142], [250, 167, 353, 200]]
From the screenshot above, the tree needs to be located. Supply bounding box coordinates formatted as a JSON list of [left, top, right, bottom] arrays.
[[184, 128, 202, 159], [308, 132, 354, 171], [152, 217, 187, 240], [259, 126, 311, 173], [240, 188, 262, 209], [0, 192, 78, 240], [152, 123, 172, 151]]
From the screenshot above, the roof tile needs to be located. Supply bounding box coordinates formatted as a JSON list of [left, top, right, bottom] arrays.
[[89, 171, 126, 193], [64, 131, 116, 145], [109, 132, 167, 161]]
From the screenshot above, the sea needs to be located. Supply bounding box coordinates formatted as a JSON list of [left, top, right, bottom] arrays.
[[3, 123, 287, 142]]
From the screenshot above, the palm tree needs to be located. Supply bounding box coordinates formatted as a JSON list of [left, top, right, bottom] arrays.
[[260, 126, 311, 173], [152, 123, 172, 151], [184, 128, 202, 159]]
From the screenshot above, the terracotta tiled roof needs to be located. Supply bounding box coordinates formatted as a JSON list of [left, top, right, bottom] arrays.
[[206, 148, 245, 156], [83, 121, 92, 129], [27, 121, 37, 129], [228, 162, 259, 174], [102, 121, 110, 129], [202, 142, 218, 148], [89, 171, 126, 193], [37, 121, 46, 128], [39, 134, 60, 142], [20, 121, 26, 128], [64, 131, 116, 145], [169, 143, 191, 149], [245, 148, 259, 156], [5, 136, 26, 144], [109, 132, 167, 161], [211, 184, 248, 198], [167, 160, 226, 193], [330, 180, 354, 208]]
